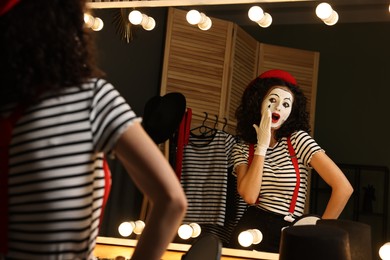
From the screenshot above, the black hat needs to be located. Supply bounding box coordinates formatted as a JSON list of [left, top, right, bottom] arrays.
[[317, 219, 372, 260], [142, 92, 186, 144], [279, 225, 351, 260]]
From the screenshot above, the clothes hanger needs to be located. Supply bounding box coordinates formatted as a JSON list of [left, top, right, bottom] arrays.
[[190, 112, 216, 138]]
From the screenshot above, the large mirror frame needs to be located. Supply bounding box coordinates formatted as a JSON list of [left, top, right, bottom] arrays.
[[90, 1, 390, 259]]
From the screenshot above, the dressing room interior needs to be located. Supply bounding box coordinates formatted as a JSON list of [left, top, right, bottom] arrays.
[[87, 1, 390, 259]]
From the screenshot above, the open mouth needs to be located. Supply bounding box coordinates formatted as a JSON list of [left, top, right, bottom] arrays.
[[272, 113, 280, 123]]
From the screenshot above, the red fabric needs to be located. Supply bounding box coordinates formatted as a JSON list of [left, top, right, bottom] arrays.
[[247, 136, 300, 214], [0, 0, 20, 16], [287, 136, 300, 214], [99, 157, 112, 226], [175, 108, 192, 180], [0, 106, 24, 255], [258, 69, 297, 86]]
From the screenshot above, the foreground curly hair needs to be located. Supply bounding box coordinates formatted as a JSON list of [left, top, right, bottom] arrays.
[[0, 0, 104, 106], [235, 77, 310, 144]]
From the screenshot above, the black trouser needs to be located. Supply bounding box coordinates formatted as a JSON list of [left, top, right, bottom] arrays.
[[229, 206, 290, 253]]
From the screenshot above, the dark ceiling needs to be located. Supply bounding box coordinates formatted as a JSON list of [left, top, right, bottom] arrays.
[[178, 0, 390, 26]]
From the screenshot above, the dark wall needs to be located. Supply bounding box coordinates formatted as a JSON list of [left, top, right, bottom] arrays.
[[93, 7, 390, 240]]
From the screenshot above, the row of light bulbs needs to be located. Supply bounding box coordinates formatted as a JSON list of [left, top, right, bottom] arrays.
[[117, 220, 390, 259], [83, 2, 341, 32], [117, 220, 261, 247], [91, 2, 390, 32]]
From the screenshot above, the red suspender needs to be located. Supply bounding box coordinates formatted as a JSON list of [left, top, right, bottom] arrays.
[[175, 108, 192, 179], [0, 106, 24, 254], [287, 136, 300, 215], [247, 136, 300, 217]]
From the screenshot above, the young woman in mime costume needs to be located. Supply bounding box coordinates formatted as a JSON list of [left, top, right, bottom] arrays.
[[229, 69, 353, 253]]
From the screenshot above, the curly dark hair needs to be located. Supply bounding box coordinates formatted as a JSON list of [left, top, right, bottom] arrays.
[[235, 77, 310, 144], [0, 0, 104, 106]]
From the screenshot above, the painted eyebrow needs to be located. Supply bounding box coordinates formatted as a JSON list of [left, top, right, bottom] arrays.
[[269, 93, 292, 102]]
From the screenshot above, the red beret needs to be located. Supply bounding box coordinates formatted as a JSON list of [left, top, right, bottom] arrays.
[[259, 69, 297, 86]]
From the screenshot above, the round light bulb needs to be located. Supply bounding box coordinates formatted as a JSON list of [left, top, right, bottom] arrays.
[[91, 17, 104, 31], [186, 10, 201, 25], [238, 230, 254, 247], [189, 223, 201, 238], [379, 242, 390, 260], [84, 13, 95, 28], [178, 224, 193, 240], [248, 6, 264, 22], [129, 10, 143, 25], [316, 3, 333, 20], [258, 13, 272, 28], [133, 220, 145, 235], [118, 222, 134, 237], [198, 17, 212, 31], [323, 10, 339, 26], [142, 17, 156, 31]]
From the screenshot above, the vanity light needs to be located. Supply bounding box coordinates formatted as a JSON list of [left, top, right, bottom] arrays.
[[118, 220, 145, 237], [84, 13, 104, 31], [238, 229, 263, 247], [316, 2, 339, 26], [379, 242, 390, 259], [128, 10, 156, 31], [248, 6, 272, 28], [178, 223, 201, 240], [186, 10, 212, 31]]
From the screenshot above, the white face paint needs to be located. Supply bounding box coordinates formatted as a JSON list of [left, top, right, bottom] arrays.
[[261, 87, 293, 129]]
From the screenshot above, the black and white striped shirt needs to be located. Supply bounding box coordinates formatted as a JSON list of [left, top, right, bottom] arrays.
[[232, 130, 323, 218], [2, 78, 139, 260]]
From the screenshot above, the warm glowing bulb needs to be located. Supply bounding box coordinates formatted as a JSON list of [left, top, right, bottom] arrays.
[[238, 230, 254, 247], [248, 6, 264, 22], [316, 3, 333, 20], [258, 13, 272, 28], [142, 17, 156, 31], [178, 224, 193, 240], [238, 229, 263, 247], [91, 17, 104, 31], [84, 13, 95, 28], [379, 242, 390, 259], [323, 10, 339, 26], [133, 220, 145, 235], [118, 222, 134, 237], [129, 10, 143, 25], [189, 223, 201, 238], [198, 17, 212, 30], [186, 10, 202, 25]]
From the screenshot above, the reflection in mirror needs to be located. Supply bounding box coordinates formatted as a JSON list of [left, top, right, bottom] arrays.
[[91, 1, 390, 258]]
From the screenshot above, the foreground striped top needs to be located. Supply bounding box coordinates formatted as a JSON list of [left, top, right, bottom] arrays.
[[232, 130, 323, 218], [1, 78, 139, 260]]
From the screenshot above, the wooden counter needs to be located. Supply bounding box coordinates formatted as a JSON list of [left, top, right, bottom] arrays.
[[95, 237, 279, 260]]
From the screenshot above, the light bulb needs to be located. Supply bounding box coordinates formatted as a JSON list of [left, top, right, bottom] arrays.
[[142, 17, 156, 31], [178, 224, 193, 240], [84, 13, 95, 28], [323, 10, 339, 26], [133, 220, 145, 235], [198, 17, 212, 31], [118, 221, 135, 237], [379, 242, 390, 260], [238, 229, 263, 247], [129, 10, 143, 25], [91, 17, 104, 31], [238, 230, 254, 247], [316, 3, 333, 20], [248, 6, 264, 22], [257, 13, 272, 28], [189, 223, 201, 238], [186, 10, 201, 25]]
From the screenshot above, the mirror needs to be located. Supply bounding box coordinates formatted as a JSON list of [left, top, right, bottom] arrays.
[[90, 1, 390, 257]]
